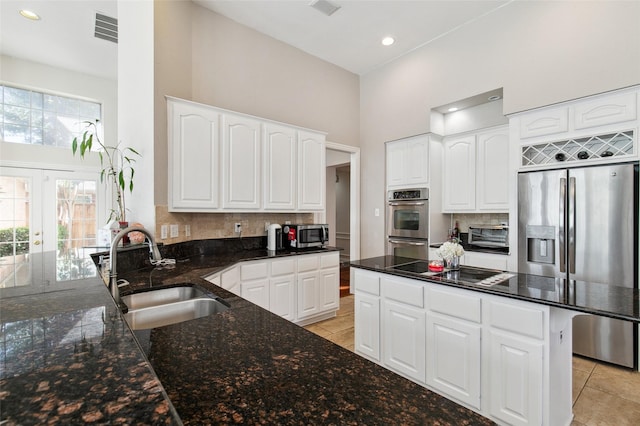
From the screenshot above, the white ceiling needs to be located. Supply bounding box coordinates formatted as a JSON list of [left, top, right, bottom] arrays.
[[1, 0, 511, 82], [1, 0, 118, 80], [195, 0, 511, 75]]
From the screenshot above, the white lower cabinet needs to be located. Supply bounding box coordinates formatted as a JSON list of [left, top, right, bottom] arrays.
[[269, 258, 296, 320], [209, 252, 339, 325], [487, 329, 543, 426], [354, 269, 381, 362], [205, 265, 240, 296], [426, 313, 481, 409], [353, 269, 570, 426], [296, 252, 339, 323], [382, 299, 426, 383], [355, 293, 380, 361]]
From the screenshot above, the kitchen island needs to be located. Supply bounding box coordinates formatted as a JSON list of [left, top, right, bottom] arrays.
[[350, 255, 640, 426], [0, 242, 494, 425]]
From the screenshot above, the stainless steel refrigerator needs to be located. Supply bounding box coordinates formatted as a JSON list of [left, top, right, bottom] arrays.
[[518, 162, 638, 368]]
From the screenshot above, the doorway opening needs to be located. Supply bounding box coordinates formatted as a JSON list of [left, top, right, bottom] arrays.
[[324, 142, 360, 297]]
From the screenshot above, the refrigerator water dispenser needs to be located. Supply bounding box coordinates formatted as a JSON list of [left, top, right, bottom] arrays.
[[526, 225, 555, 264]]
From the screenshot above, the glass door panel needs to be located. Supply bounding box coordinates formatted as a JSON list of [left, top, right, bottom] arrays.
[[0, 168, 43, 288]]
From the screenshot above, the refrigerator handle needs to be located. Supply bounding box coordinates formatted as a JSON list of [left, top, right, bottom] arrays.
[[559, 177, 566, 273], [568, 177, 576, 274]]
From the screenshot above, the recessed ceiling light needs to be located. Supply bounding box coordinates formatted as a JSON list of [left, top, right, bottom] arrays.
[[448, 107, 459, 112], [381, 36, 395, 46], [488, 95, 502, 101], [19, 9, 40, 20]]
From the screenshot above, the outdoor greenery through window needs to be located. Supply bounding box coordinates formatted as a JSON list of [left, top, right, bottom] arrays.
[[0, 84, 101, 147]]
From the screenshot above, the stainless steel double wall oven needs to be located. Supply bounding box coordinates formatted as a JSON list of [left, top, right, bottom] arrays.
[[386, 188, 429, 259]]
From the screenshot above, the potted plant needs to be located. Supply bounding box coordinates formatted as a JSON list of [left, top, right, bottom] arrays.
[[71, 119, 140, 233]]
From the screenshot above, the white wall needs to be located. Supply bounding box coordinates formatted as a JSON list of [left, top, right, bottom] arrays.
[[118, 0, 155, 229], [359, 0, 640, 258], [0, 55, 117, 169]]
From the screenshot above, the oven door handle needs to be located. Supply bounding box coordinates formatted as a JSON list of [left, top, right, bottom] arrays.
[[388, 239, 427, 246], [388, 202, 426, 206]]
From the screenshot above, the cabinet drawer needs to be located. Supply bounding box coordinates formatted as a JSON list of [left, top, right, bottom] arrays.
[[240, 261, 268, 281], [271, 258, 295, 277], [488, 299, 545, 340], [321, 252, 340, 269], [297, 255, 319, 272], [427, 286, 481, 323], [382, 276, 424, 308], [354, 269, 380, 296]]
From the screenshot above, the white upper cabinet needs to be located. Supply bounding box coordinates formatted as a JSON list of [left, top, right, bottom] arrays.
[[443, 134, 476, 211], [518, 106, 569, 140], [513, 86, 639, 170], [167, 98, 220, 211], [222, 113, 262, 209], [298, 130, 326, 211], [442, 125, 509, 213], [572, 90, 637, 130], [263, 123, 297, 211], [476, 127, 510, 211], [386, 134, 429, 189], [166, 96, 326, 212]]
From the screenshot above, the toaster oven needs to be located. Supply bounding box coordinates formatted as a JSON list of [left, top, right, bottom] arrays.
[[468, 224, 509, 248]]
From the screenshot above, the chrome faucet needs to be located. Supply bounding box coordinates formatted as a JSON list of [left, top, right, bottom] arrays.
[[109, 226, 162, 308]]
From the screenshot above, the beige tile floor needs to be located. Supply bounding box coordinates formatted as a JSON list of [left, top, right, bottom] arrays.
[[305, 295, 640, 426]]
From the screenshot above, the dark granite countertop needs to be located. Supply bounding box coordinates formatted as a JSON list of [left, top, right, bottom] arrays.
[[350, 255, 640, 323], [1, 240, 494, 425]]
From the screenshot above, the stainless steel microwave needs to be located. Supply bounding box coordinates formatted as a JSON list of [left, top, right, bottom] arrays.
[[468, 224, 509, 248], [283, 224, 329, 248]]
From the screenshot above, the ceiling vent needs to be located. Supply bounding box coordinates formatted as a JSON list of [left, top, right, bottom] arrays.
[[310, 0, 341, 17], [95, 12, 117, 44]]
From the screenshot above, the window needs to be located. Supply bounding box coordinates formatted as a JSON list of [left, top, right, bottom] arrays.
[[0, 84, 101, 148]]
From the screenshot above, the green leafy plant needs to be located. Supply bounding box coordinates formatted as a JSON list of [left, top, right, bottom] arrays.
[[72, 119, 140, 223], [0, 227, 29, 257]]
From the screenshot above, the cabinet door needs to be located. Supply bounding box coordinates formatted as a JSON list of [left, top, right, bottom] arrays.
[[355, 293, 380, 362], [222, 113, 261, 209], [573, 91, 637, 130], [296, 271, 319, 319], [318, 267, 339, 311], [168, 99, 220, 210], [426, 313, 481, 409], [443, 135, 476, 212], [264, 123, 296, 210], [221, 265, 240, 295], [405, 135, 429, 186], [382, 299, 426, 383], [476, 127, 509, 211], [386, 135, 429, 189], [386, 141, 406, 188], [488, 329, 543, 426], [270, 275, 295, 320], [298, 130, 326, 210], [518, 106, 568, 139], [241, 279, 270, 310]]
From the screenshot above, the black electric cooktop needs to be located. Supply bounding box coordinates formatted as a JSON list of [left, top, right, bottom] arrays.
[[390, 261, 512, 286]]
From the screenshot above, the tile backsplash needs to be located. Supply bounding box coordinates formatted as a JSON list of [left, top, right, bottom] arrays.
[[154, 205, 314, 244], [451, 213, 509, 233]]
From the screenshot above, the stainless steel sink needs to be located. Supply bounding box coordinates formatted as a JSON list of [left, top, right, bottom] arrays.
[[122, 285, 208, 310], [123, 297, 229, 330]]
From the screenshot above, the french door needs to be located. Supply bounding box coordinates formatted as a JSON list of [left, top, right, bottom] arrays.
[[0, 166, 105, 288]]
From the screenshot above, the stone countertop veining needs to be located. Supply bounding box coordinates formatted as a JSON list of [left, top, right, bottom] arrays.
[[0, 242, 495, 425], [350, 255, 640, 323]]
